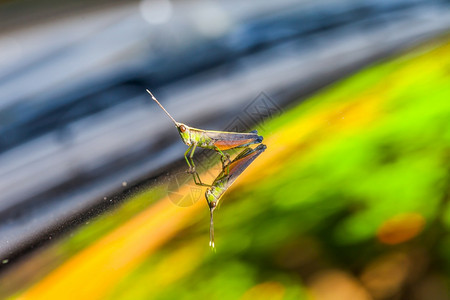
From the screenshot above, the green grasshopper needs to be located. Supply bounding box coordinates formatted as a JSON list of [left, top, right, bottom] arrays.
[[204, 143, 266, 248], [147, 90, 263, 183]]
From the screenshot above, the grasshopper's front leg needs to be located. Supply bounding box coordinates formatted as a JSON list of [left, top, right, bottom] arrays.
[[189, 143, 198, 173], [184, 145, 193, 173], [185, 143, 200, 174], [192, 171, 211, 187], [186, 144, 210, 186]]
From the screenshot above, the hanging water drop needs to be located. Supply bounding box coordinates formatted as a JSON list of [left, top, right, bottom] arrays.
[[209, 208, 215, 249]]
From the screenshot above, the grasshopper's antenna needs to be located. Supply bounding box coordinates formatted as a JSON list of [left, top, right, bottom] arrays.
[[146, 89, 178, 126]]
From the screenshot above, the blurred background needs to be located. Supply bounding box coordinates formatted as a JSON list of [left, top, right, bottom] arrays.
[[0, 0, 449, 299]]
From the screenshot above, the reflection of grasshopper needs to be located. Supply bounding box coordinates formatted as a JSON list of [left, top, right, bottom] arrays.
[[147, 90, 263, 184], [202, 144, 266, 248]]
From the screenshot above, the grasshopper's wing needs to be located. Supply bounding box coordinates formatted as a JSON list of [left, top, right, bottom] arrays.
[[205, 131, 263, 150], [207, 144, 266, 212], [233, 144, 265, 160], [213, 144, 266, 189]]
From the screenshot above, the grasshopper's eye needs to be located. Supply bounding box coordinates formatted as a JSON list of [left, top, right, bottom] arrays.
[[179, 125, 186, 132]]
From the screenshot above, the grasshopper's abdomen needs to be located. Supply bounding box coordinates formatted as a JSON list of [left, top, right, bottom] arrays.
[[189, 129, 215, 148]]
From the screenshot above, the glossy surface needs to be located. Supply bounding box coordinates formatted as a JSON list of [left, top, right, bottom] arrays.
[[2, 38, 449, 299]]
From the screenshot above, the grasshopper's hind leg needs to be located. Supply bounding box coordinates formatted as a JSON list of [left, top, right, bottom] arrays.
[[222, 153, 231, 175]]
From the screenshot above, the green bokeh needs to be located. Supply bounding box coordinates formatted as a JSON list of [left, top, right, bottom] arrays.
[[104, 40, 450, 299]]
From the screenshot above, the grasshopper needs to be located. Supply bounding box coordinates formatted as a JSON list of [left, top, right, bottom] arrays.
[[147, 90, 263, 183], [204, 143, 266, 248]]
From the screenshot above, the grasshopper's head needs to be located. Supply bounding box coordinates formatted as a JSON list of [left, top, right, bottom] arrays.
[[205, 188, 218, 212], [176, 123, 191, 145]]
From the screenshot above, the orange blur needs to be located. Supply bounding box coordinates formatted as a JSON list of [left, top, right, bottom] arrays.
[[377, 213, 425, 245], [214, 138, 257, 150], [18, 189, 206, 300]]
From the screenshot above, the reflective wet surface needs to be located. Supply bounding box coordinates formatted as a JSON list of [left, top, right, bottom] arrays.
[[0, 0, 449, 299]]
